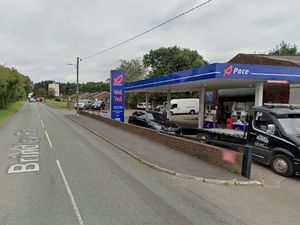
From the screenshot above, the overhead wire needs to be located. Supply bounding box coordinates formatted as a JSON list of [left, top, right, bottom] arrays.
[[80, 0, 212, 61]]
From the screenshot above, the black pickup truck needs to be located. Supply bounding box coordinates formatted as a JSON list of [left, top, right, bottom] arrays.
[[198, 105, 300, 177]]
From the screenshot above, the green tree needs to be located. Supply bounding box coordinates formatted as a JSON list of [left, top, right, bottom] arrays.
[[117, 58, 146, 83], [142, 46, 208, 104], [0, 65, 31, 108], [117, 58, 146, 108], [143, 46, 208, 78], [269, 41, 300, 56], [35, 87, 47, 97]]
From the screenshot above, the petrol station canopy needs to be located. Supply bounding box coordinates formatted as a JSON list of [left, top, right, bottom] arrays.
[[125, 63, 300, 93]]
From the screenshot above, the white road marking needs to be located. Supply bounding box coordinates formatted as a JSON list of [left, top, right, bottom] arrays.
[[45, 131, 53, 148], [34, 103, 41, 118], [40, 120, 45, 128], [56, 160, 85, 225]]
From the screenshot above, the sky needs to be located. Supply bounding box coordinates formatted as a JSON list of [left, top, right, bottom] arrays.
[[0, 0, 299, 83]]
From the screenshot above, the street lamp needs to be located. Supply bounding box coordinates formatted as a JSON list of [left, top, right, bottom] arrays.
[[68, 57, 80, 117]]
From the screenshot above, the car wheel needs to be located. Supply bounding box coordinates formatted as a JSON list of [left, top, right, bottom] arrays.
[[170, 111, 173, 116], [190, 110, 195, 115], [270, 154, 294, 177]]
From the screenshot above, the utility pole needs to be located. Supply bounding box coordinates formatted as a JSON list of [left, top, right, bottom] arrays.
[[76, 57, 80, 117]]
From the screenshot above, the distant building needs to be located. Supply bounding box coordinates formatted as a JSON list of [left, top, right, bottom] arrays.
[[90, 91, 110, 102], [68, 91, 110, 102], [48, 83, 60, 97]]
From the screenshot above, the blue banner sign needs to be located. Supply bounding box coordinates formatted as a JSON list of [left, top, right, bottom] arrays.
[[110, 70, 125, 122]]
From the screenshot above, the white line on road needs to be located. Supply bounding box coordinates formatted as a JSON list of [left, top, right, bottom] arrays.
[[40, 120, 45, 128], [56, 160, 85, 225], [45, 131, 53, 148], [34, 103, 41, 118]]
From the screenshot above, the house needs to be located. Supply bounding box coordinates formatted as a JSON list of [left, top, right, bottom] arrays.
[[48, 83, 60, 97], [90, 91, 110, 102], [67, 91, 110, 103]]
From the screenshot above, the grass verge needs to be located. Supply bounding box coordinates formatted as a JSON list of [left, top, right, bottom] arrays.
[[46, 100, 68, 108], [0, 101, 25, 125]]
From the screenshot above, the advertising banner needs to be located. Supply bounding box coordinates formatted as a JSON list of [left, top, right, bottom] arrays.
[[110, 70, 125, 122]]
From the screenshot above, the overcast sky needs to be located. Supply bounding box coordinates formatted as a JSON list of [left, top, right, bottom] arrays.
[[0, 0, 299, 83]]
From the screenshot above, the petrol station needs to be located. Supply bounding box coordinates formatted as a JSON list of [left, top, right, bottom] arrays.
[[124, 63, 300, 128]]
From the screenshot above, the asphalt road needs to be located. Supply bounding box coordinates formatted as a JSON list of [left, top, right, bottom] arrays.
[[0, 102, 246, 225]]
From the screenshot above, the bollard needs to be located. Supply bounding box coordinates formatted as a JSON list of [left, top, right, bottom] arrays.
[[241, 145, 252, 179]]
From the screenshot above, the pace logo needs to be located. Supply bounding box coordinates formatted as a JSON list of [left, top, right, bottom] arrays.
[[113, 74, 124, 86], [224, 65, 234, 76], [223, 65, 249, 76]]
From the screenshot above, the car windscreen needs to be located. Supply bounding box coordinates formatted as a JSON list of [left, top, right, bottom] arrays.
[[147, 112, 166, 121], [278, 116, 300, 136]]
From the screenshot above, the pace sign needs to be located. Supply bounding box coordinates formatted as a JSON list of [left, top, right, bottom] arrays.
[[110, 70, 125, 122]]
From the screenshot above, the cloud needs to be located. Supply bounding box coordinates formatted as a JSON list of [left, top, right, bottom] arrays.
[[0, 0, 299, 83]]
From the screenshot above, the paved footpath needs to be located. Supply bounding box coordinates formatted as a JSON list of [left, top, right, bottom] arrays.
[[0, 102, 246, 225], [66, 112, 249, 183]]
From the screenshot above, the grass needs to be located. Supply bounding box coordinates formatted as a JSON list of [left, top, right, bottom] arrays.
[[0, 101, 25, 125], [46, 99, 68, 108]]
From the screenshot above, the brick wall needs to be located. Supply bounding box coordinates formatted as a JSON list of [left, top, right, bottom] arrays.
[[80, 111, 243, 174]]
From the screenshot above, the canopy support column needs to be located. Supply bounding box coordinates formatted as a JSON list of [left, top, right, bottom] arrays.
[[198, 86, 205, 129], [145, 92, 149, 110], [166, 89, 171, 119], [255, 82, 264, 106]]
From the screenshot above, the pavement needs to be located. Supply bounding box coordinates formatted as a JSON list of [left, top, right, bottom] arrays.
[[65, 111, 258, 185]]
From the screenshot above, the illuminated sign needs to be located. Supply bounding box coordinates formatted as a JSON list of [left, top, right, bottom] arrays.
[[223, 65, 249, 76], [267, 80, 288, 84], [110, 70, 125, 122]]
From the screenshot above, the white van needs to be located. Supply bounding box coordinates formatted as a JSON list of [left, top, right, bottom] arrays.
[[136, 102, 152, 110], [170, 98, 199, 115]]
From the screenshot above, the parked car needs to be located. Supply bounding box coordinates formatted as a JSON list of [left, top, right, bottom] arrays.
[[128, 110, 181, 134], [91, 101, 105, 110], [74, 99, 92, 109], [136, 102, 152, 110], [36, 97, 44, 102], [153, 103, 166, 112]]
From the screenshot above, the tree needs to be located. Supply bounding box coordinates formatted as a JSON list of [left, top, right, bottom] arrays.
[[142, 46, 208, 104], [117, 58, 146, 83], [35, 88, 47, 97], [0, 65, 31, 108], [117, 58, 146, 108], [269, 41, 300, 56], [143, 46, 208, 78]]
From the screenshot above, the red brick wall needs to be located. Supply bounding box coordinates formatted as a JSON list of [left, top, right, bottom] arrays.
[[80, 111, 243, 174]]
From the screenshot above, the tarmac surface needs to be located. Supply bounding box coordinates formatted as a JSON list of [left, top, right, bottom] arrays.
[[0, 102, 249, 225]]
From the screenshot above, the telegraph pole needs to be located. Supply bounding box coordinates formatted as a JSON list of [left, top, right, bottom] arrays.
[[76, 57, 80, 117]]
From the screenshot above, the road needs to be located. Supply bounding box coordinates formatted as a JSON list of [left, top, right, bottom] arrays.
[[1, 102, 300, 225], [0, 102, 245, 225]]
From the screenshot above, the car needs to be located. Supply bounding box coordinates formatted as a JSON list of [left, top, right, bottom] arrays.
[[136, 102, 152, 110], [36, 97, 44, 102], [128, 110, 181, 134], [74, 99, 92, 109], [29, 97, 36, 102], [91, 101, 105, 110]]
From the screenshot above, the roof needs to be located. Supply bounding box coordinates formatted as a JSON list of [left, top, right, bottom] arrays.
[[125, 63, 300, 93], [252, 106, 300, 116], [228, 54, 300, 67], [91, 91, 110, 98]]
